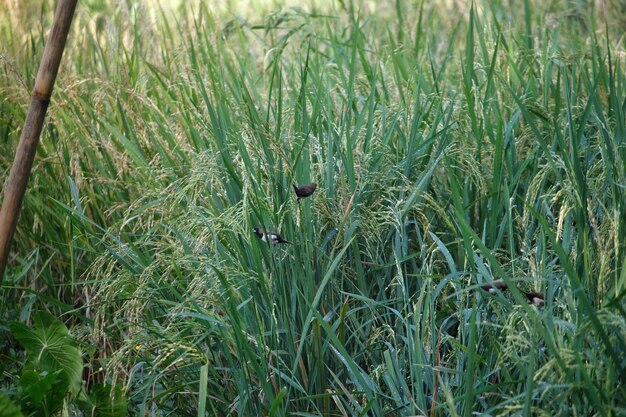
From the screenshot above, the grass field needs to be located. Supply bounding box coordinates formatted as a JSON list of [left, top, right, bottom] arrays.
[[1, 0, 625, 415]]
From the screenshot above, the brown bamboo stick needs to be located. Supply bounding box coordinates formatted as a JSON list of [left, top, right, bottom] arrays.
[[0, 0, 78, 283]]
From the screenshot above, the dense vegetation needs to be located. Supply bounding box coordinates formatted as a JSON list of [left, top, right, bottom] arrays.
[[1, 0, 625, 415]]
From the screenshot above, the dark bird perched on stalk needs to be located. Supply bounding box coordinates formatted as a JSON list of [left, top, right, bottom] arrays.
[[523, 291, 545, 307], [253, 228, 292, 244], [480, 280, 508, 294], [293, 182, 317, 200]]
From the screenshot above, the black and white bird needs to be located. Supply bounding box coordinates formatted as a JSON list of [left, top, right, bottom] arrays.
[[480, 280, 508, 294], [523, 291, 545, 307], [253, 227, 292, 244], [293, 182, 317, 200]]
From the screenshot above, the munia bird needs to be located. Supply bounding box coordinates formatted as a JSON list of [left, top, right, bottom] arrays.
[[293, 182, 317, 200], [480, 280, 508, 294], [253, 227, 292, 244], [523, 291, 545, 307]]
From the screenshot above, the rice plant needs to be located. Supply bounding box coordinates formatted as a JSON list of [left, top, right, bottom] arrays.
[[1, 0, 625, 415]]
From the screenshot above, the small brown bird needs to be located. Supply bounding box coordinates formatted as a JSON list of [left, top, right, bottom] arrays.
[[523, 291, 545, 307], [293, 182, 317, 200], [480, 280, 508, 294], [253, 227, 292, 244]]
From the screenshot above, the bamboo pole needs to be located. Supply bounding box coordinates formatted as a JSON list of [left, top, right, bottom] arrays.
[[0, 0, 78, 283]]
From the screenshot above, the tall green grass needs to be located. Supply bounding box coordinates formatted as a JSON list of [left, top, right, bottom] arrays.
[[1, 0, 625, 415]]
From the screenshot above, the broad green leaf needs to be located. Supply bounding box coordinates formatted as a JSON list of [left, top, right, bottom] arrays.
[[19, 368, 66, 406], [16, 368, 67, 416], [9, 311, 83, 395], [77, 384, 127, 417]]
